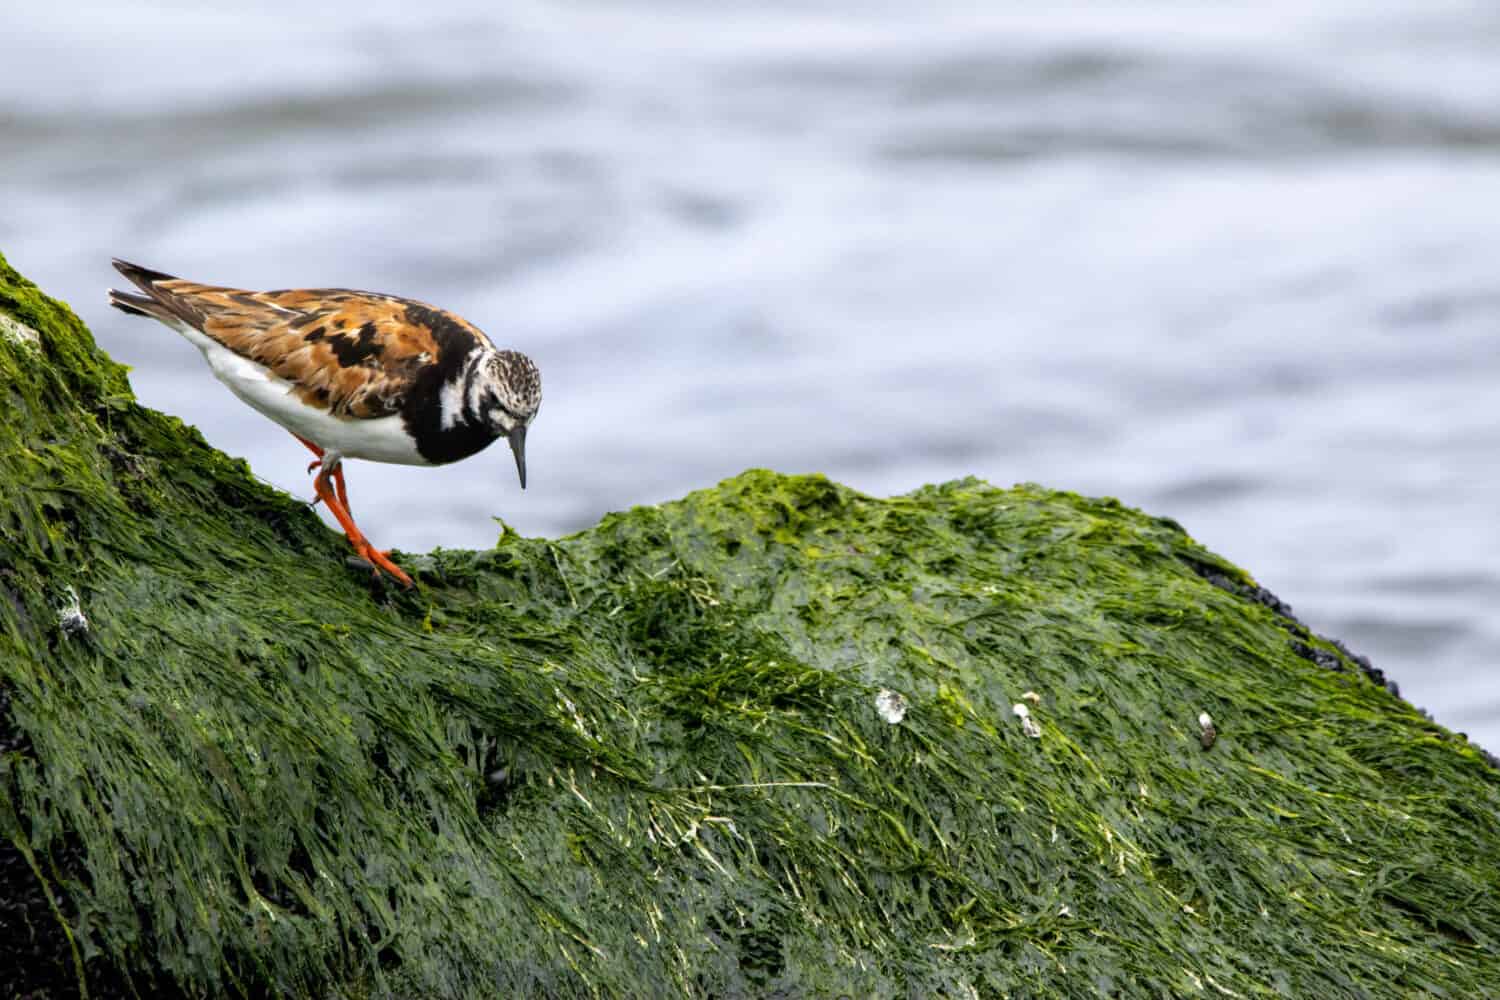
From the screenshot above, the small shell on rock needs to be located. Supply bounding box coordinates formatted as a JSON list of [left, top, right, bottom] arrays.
[[1012, 703, 1042, 739], [58, 586, 89, 637], [1198, 711, 1217, 749], [875, 689, 908, 725]]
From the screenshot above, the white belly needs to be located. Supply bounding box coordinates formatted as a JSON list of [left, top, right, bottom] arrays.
[[181, 329, 430, 466]]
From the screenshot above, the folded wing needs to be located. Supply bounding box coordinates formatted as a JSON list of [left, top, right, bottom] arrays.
[[109, 259, 489, 420]]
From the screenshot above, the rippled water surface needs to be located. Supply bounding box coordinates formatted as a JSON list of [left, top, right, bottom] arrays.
[[3, 2, 1497, 746]]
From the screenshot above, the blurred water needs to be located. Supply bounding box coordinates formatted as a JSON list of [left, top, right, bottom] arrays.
[[2, 1, 1497, 747]]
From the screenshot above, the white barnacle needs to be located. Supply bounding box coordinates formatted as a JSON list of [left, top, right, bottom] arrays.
[[57, 586, 89, 637], [875, 689, 908, 725], [1198, 710, 1217, 749], [1012, 703, 1041, 739]]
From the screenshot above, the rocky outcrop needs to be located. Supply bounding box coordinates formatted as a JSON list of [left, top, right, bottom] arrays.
[[2, 251, 1497, 997]]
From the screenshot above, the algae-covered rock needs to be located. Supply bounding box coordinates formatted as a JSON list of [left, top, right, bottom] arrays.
[[1, 249, 1497, 998]]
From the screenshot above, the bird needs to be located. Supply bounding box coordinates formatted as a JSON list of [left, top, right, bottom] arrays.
[[107, 259, 541, 588]]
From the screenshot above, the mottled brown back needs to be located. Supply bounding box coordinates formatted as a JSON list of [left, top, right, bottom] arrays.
[[110, 261, 491, 419]]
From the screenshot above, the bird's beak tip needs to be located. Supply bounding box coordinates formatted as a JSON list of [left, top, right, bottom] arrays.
[[507, 425, 528, 489]]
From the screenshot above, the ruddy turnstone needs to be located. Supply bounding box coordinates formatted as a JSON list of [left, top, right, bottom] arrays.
[[107, 259, 541, 588]]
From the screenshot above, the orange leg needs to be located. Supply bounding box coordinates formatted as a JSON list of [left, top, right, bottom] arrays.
[[310, 464, 414, 588], [293, 435, 350, 512], [293, 434, 409, 588]]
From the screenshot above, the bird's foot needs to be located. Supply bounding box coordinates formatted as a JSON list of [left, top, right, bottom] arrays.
[[348, 540, 414, 589]]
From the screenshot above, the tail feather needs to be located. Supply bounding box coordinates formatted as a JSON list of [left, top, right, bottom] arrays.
[[107, 259, 200, 328], [108, 289, 174, 322], [111, 258, 179, 292]]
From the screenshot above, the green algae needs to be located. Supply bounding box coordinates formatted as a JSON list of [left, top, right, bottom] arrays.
[[1, 248, 1498, 998]]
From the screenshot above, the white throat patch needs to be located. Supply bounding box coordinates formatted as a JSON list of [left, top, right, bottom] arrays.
[[439, 349, 487, 431]]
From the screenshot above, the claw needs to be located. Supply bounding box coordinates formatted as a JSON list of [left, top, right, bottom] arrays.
[[348, 541, 411, 588]]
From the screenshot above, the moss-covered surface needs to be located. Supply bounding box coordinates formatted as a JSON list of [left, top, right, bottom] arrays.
[[2, 249, 1498, 998]]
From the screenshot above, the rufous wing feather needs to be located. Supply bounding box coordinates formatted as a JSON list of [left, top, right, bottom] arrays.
[[109, 260, 492, 419]]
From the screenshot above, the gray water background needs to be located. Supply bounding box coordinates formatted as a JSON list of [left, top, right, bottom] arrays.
[[3, 2, 1497, 747]]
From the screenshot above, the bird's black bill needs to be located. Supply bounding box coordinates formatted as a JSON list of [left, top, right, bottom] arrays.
[[508, 425, 528, 489]]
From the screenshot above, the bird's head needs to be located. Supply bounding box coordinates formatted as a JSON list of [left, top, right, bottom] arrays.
[[480, 350, 542, 489]]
